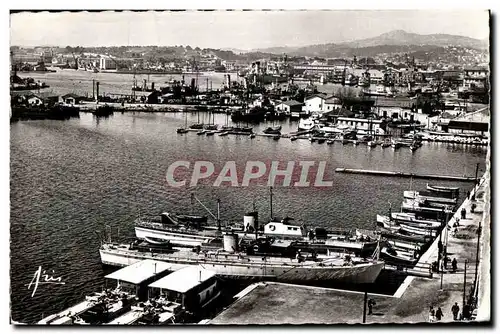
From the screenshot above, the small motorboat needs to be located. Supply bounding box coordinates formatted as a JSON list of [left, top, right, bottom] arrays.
[[326, 139, 334, 145], [206, 131, 215, 136], [249, 133, 256, 139], [399, 224, 437, 237], [263, 126, 282, 135], [317, 138, 325, 144], [290, 136, 297, 141], [426, 184, 460, 195], [176, 128, 188, 134], [367, 141, 377, 148], [390, 213, 442, 228], [403, 191, 457, 205], [376, 216, 400, 232], [219, 131, 229, 137], [381, 247, 418, 265], [197, 130, 206, 135]]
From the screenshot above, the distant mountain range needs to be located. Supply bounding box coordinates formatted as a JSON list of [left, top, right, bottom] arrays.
[[252, 30, 489, 57]]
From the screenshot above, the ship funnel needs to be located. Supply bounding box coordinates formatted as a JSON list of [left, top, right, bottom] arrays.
[[243, 212, 258, 232], [223, 233, 238, 253]]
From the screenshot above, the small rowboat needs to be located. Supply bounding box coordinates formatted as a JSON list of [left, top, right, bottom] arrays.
[[426, 184, 460, 196], [381, 247, 418, 265], [144, 236, 171, 245], [400, 224, 437, 237]]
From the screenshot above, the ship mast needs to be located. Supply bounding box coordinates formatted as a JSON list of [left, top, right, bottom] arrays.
[[269, 186, 273, 221]]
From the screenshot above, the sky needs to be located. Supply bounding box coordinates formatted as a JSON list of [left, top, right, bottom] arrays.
[[9, 10, 490, 50]]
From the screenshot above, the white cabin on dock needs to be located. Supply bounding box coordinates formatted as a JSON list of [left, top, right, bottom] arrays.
[[105, 259, 172, 301], [148, 266, 219, 312]]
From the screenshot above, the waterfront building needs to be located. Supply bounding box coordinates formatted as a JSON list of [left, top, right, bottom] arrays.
[[104, 259, 172, 301], [275, 100, 303, 115], [323, 97, 342, 112], [148, 267, 218, 312], [463, 67, 489, 90], [100, 56, 117, 70], [303, 93, 328, 114], [59, 93, 82, 106], [336, 117, 384, 134], [446, 107, 489, 137], [372, 97, 415, 119], [25, 94, 43, 106]]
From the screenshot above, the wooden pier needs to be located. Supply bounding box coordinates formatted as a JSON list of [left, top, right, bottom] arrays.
[[335, 168, 476, 182]]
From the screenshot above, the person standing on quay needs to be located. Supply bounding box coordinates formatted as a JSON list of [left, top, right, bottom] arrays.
[[368, 299, 375, 315], [444, 256, 449, 270], [435, 307, 444, 321], [429, 306, 436, 322], [452, 258, 458, 272], [451, 302, 460, 320]]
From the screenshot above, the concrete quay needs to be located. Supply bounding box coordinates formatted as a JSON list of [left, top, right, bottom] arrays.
[[209, 174, 490, 325]]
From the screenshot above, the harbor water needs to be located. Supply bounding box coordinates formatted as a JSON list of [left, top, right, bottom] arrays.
[[10, 74, 487, 323]]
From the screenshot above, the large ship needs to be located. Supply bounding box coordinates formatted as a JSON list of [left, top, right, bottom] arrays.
[[99, 236, 384, 284], [134, 211, 378, 256]]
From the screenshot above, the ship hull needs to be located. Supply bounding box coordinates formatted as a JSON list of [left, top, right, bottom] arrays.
[[99, 247, 384, 284]]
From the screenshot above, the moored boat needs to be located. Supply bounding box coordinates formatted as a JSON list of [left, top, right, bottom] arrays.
[[176, 128, 189, 134], [399, 224, 437, 237], [380, 247, 418, 266], [263, 125, 282, 135], [378, 214, 441, 229], [403, 191, 457, 205], [99, 241, 385, 284], [426, 184, 460, 197]]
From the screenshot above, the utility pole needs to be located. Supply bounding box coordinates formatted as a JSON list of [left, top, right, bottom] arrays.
[[463, 259, 468, 315], [474, 222, 482, 299], [474, 163, 480, 185], [269, 186, 273, 221], [217, 198, 221, 232], [440, 265, 444, 290], [363, 291, 368, 323]]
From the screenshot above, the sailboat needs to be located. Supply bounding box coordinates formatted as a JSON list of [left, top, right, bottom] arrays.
[[176, 113, 189, 133]]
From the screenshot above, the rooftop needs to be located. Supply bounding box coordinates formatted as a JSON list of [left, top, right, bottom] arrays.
[[61, 93, 82, 99], [105, 259, 172, 285], [149, 266, 216, 293], [464, 67, 489, 72], [281, 100, 303, 107], [374, 98, 415, 109], [305, 93, 328, 101]]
